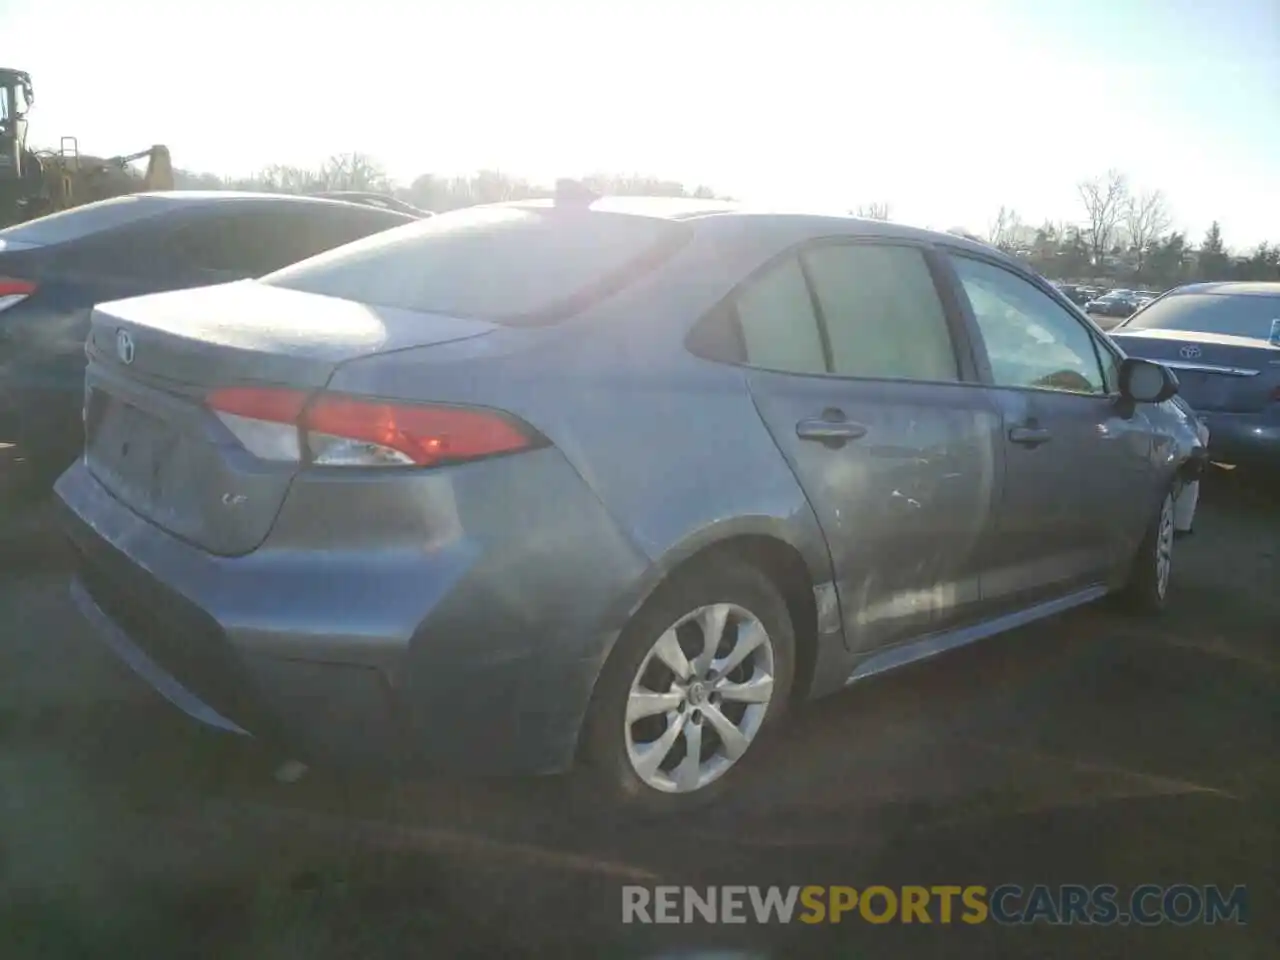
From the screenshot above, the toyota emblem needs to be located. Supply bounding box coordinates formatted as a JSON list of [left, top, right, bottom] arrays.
[[116, 329, 135, 365], [1179, 344, 1202, 360]]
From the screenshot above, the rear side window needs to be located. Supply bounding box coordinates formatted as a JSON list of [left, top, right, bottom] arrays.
[[0, 194, 170, 246], [262, 205, 690, 324], [689, 242, 959, 382], [1121, 292, 1280, 340], [804, 244, 959, 381], [736, 258, 828, 375]]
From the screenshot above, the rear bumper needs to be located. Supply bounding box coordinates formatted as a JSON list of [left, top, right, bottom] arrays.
[[54, 452, 649, 776], [1197, 411, 1280, 467]]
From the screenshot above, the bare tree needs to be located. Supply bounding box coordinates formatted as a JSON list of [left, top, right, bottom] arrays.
[[1077, 170, 1129, 267], [318, 152, 392, 192], [853, 202, 891, 220], [986, 206, 1023, 250], [243, 164, 324, 193], [1124, 189, 1171, 277]]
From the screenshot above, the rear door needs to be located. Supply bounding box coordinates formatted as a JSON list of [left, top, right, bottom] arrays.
[[715, 240, 1003, 653], [945, 253, 1160, 606]]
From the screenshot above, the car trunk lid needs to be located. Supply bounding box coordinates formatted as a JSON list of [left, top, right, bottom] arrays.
[[1110, 328, 1280, 413], [83, 281, 496, 555]]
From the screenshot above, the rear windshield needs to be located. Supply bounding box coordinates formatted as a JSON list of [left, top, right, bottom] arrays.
[[261, 205, 690, 324], [0, 194, 171, 246], [1121, 292, 1280, 339]]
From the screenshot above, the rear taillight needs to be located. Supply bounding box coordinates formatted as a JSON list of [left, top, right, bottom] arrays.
[[1270, 386, 1280, 403], [0, 277, 36, 314], [206, 387, 538, 467]]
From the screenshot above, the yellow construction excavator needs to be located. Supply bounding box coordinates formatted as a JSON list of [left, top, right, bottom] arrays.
[[1, 67, 173, 226]]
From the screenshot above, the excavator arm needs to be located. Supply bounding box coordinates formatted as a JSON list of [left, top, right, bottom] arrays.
[[110, 144, 173, 191]]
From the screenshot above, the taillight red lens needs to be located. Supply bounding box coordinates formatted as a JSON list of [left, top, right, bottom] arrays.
[[206, 386, 310, 423], [0, 277, 36, 313], [305, 395, 534, 466], [205, 387, 536, 467]]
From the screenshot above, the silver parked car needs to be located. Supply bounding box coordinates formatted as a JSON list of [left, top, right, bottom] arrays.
[[1111, 282, 1280, 469], [56, 194, 1206, 812]]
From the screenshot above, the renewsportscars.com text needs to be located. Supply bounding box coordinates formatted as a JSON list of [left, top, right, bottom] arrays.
[[621, 884, 1248, 926]]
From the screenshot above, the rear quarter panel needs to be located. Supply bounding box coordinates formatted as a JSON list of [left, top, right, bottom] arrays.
[[327, 229, 843, 686]]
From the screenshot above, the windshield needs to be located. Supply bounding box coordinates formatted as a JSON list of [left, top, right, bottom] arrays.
[[263, 204, 690, 325], [0, 194, 170, 246], [1121, 291, 1280, 339]]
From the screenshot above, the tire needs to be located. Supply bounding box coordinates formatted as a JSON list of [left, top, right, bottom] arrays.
[[578, 556, 795, 815], [1118, 486, 1178, 615]]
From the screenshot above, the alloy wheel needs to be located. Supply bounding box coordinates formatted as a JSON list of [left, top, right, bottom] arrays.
[[624, 603, 775, 794], [1155, 493, 1175, 599]]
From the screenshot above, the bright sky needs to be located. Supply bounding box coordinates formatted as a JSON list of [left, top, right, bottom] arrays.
[[5, 0, 1278, 247]]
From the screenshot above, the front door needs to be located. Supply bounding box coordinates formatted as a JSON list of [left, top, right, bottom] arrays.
[[946, 253, 1159, 607], [730, 242, 1003, 653]]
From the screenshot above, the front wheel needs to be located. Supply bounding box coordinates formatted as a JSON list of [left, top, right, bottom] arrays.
[[579, 558, 795, 814], [1118, 487, 1177, 614]]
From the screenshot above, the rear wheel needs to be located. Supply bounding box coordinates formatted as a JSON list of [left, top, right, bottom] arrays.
[[579, 558, 794, 814], [1119, 488, 1177, 614]]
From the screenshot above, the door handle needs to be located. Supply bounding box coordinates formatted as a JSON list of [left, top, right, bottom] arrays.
[[1008, 424, 1053, 446], [796, 413, 868, 446]]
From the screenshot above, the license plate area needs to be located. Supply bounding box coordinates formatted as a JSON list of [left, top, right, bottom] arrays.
[[86, 390, 187, 510], [1175, 371, 1234, 411]]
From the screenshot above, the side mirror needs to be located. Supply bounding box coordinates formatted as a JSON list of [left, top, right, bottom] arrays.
[[1119, 357, 1178, 404]]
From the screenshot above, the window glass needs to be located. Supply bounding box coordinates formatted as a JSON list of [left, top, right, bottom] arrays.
[[804, 244, 958, 381], [166, 207, 361, 276], [297, 205, 414, 258], [735, 257, 827, 375], [1120, 292, 1280, 339], [953, 256, 1107, 395], [1094, 339, 1120, 393], [0, 194, 170, 246], [265, 205, 690, 323]]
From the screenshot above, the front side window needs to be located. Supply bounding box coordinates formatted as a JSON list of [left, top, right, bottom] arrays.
[[803, 244, 959, 381], [952, 255, 1108, 395]]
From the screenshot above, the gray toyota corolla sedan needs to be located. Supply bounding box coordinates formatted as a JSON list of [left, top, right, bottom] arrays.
[[55, 193, 1206, 812]]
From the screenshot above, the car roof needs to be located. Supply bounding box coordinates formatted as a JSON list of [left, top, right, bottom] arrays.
[[133, 189, 415, 213], [499, 196, 1017, 265], [1168, 281, 1280, 298], [0, 190, 417, 249], [507, 196, 742, 220]]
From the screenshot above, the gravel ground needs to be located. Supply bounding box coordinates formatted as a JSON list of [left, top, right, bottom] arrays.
[[0, 467, 1275, 958]]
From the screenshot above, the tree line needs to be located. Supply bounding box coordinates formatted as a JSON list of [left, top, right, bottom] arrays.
[[977, 169, 1278, 288], [175, 156, 1277, 289], [174, 152, 724, 211]]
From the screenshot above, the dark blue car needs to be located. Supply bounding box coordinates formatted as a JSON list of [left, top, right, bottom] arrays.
[[1111, 282, 1280, 469], [0, 192, 417, 493]]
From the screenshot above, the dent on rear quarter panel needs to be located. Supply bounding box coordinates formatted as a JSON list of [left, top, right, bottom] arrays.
[[324, 230, 842, 686], [330, 326, 833, 595]]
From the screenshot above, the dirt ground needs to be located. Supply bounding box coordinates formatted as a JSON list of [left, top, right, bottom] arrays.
[[0, 467, 1275, 958]]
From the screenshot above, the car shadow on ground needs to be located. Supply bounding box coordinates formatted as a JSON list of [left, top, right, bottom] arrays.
[[0, 468, 1275, 958]]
